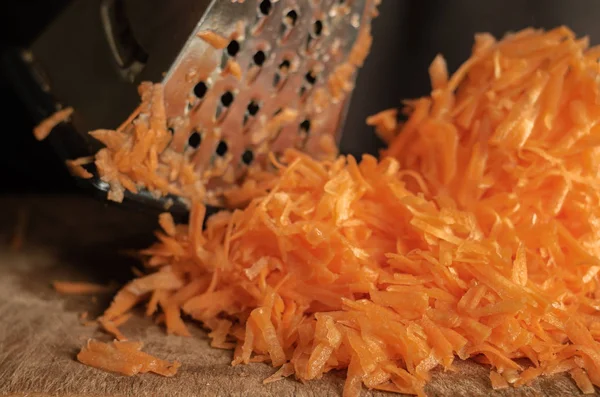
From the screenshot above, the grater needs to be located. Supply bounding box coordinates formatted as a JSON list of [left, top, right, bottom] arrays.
[[18, 0, 378, 212]]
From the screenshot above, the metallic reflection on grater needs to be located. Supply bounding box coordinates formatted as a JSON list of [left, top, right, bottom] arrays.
[[24, 0, 378, 209]]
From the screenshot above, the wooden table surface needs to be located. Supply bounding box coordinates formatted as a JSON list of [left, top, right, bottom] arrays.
[[0, 196, 596, 397]]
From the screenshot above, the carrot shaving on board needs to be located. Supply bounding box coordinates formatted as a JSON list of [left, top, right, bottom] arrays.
[[570, 368, 596, 395], [52, 281, 113, 295], [77, 339, 180, 377], [73, 26, 600, 396], [489, 370, 509, 390]]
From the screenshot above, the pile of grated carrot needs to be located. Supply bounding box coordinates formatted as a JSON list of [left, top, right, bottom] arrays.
[[60, 27, 600, 395]]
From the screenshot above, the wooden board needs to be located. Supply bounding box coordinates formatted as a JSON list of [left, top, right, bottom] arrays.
[[0, 196, 596, 397]]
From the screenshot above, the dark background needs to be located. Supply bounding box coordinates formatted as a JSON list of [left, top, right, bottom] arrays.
[[2, 0, 600, 195]]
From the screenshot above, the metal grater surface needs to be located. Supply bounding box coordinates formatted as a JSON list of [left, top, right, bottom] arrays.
[[23, 0, 377, 210], [161, 0, 377, 200]]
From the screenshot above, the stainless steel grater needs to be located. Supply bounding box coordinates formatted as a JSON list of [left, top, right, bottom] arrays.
[[20, 0, 377, 212]]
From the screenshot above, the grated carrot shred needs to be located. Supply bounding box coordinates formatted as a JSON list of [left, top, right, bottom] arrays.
[[366, 109, 398, 143], [570, 368, 596, 395], [65, 157, 94, 179], [53, 281, 113, 295], [77, 339, 180, 377], [33, 107, 74, 141], [158, 212, 177, 237], [223, 59, 243, 80], [489, 370, 509, 390], [71, 26, 600, 396], [197, 31, 229, 49]]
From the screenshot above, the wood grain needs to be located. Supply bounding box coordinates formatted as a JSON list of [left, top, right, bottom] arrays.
[[0, 196, 596, 397]]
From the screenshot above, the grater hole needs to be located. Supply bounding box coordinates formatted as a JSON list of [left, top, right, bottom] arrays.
[[168, 127, 175, 135], [300, 119, 311, 133], [313, 20, 324, 36], [193, 81, 208, 99], [259, 0, 272, 16], [274, 59, 291, 87], [305, 70, 318, 85], [221, 91, 235, 107], [247, 100, 260, 116], [242, 149, 254, 165], [253, 50, 267, 66], [227, 40, 240, 57], [285, 10, 298, 26], [188, 131, 202, 149], [279, 59, 291, 71], [216, 140, 229, 156]]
